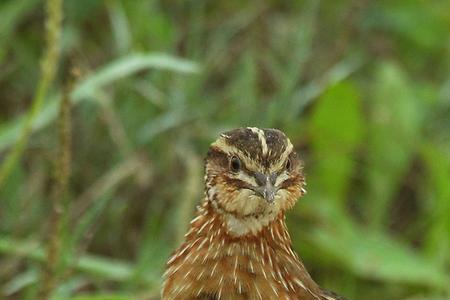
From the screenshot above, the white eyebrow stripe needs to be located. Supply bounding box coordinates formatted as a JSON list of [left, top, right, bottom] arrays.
[[212, 138, 242, 156], [211, 138, 260, 170], [280, 140, 293, 162], [248, 127, 268, 157]]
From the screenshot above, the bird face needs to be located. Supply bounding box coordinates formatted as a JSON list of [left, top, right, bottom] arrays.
[[205, 128, 305, 233]]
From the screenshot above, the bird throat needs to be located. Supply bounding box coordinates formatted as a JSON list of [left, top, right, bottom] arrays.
[[218, 203, 280, 237], [208, 189, 281, 237]]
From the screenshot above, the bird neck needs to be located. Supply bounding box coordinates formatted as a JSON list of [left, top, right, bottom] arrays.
[[186, 200, 292, 247], [178, 200, 324, 299]]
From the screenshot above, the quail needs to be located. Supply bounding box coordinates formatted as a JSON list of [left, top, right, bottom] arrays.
[[162, 127, 346, 300]]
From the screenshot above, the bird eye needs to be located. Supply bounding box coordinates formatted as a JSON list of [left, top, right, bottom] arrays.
[[285, 157, 292, 171], [230, 156, 241, 172]]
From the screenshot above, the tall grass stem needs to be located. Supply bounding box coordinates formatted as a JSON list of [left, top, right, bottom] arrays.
[[0, 0, 62, 187]]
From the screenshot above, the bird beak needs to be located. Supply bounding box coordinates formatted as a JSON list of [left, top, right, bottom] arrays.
[[253, 172, 278, 203]]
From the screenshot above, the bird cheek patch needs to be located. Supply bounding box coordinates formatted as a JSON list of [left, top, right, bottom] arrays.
[[231, 172, 257, 186], [219, 189, 261, 216], [276, 189, 298, 211]]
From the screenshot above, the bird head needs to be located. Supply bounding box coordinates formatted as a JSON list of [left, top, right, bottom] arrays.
[[204, 127, 305, 235]]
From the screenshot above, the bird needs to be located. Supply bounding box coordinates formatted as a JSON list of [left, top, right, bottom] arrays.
[[161, 127, 346, 300]]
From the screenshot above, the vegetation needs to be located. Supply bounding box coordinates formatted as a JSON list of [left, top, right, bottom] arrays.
[[1, 0, 449, 299]]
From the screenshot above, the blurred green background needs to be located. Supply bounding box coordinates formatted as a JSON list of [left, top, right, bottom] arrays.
[[1, 0, 450, 299]]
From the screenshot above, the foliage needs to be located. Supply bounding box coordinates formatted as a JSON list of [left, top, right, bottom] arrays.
[[1, 0, 450, 299]]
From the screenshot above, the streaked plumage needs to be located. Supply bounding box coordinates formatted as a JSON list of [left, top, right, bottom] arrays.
[[162, 128, 346, 300]]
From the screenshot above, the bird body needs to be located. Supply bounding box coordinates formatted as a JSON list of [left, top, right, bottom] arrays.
[[162, 128, 345, 300]]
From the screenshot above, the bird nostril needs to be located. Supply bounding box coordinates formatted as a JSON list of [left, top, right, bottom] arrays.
[[254, 172, 268, 186], [255, 172, 278, 186], [269, 173, 277, 185]]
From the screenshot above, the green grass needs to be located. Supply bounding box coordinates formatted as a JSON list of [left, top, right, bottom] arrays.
[[1, 0, 450, 299]]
